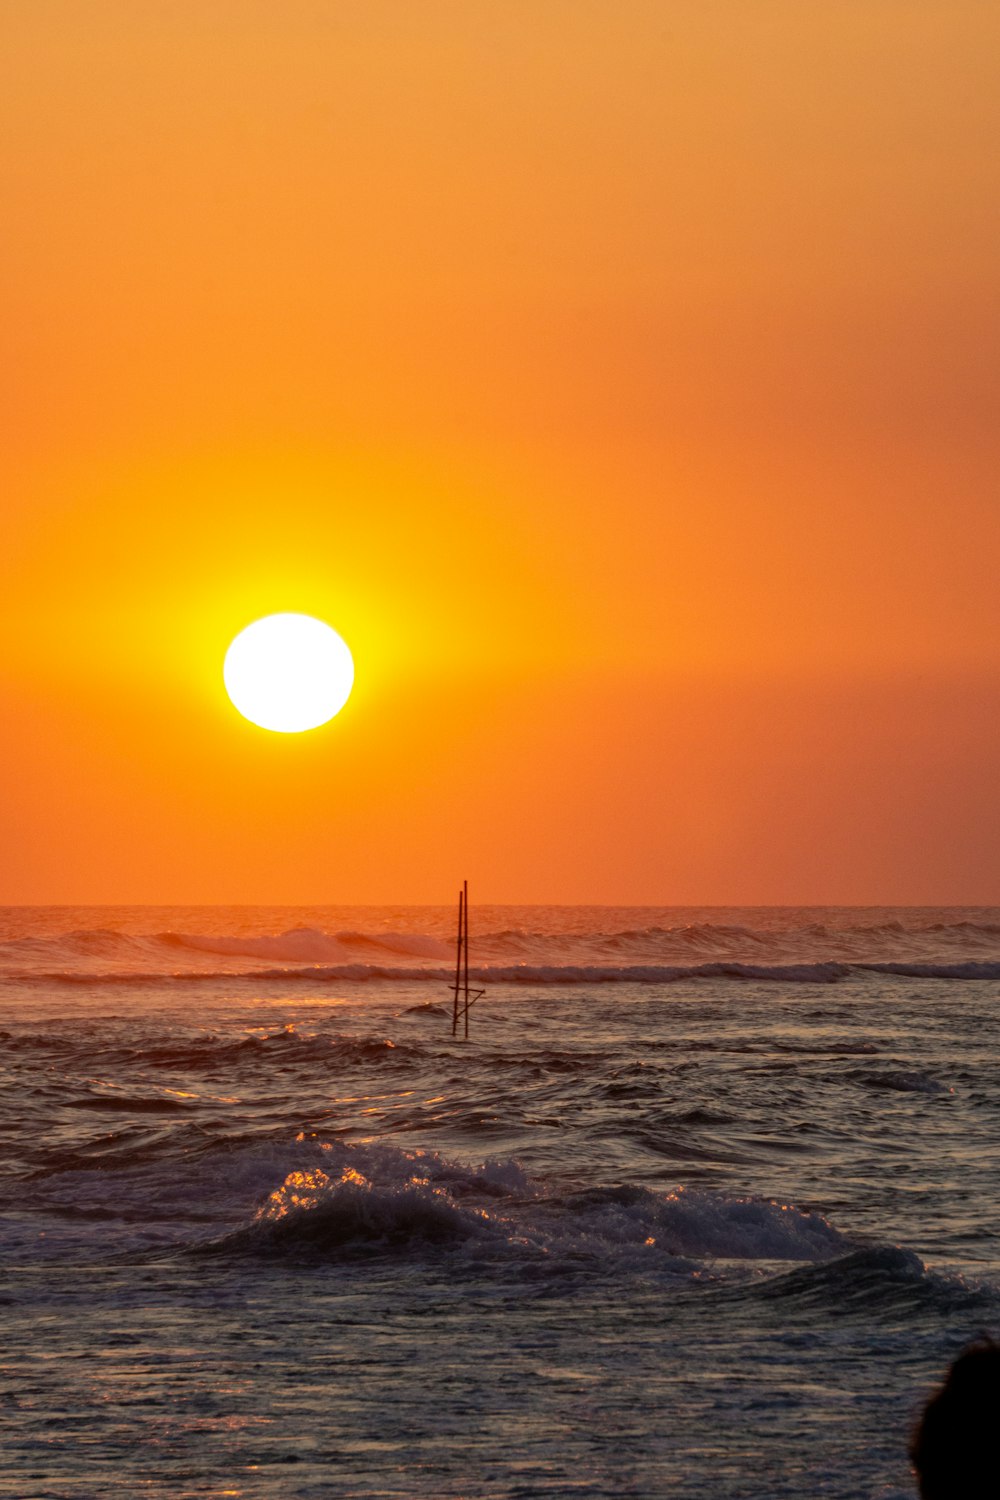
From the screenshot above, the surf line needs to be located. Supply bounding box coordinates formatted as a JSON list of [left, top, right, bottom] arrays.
[[450, 880, 486, 1038]]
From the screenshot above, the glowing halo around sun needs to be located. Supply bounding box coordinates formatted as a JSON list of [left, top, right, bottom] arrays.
[[223, 613, 355, 733]]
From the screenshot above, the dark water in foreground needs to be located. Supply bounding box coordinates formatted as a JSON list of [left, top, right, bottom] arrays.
[[2, 905, 999, 1498]]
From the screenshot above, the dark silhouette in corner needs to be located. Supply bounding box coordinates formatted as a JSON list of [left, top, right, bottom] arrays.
[[911, 1340, 1000, 1498]]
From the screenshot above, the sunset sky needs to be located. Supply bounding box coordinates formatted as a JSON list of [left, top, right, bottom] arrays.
[[3, 1, 998, 904]]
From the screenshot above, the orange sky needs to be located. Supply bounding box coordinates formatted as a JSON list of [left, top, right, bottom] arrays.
[[2, 1, 998, 903]]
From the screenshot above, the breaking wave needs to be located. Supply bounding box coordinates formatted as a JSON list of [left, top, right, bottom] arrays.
[[20, 1119, 850, 1276], [3, 911, 1000, 986], [12, 958, 1000, 988], [196, 1139, 850, 1274], [161, 927, 453, 963]]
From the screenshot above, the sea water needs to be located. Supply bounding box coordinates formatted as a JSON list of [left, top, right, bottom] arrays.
[[2, 905, 999, 1499]]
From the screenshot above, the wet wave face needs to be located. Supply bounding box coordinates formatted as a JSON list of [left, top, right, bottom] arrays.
[[206, 1141, 849, 1274], [4, 1119, 856, 1281], [7, 1111, 987, 1348]]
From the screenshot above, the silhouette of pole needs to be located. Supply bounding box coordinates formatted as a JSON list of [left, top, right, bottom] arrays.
[[451, 884, 464, 1037], [463, 878, 470, 1040], [449, 879, 484, 1038]]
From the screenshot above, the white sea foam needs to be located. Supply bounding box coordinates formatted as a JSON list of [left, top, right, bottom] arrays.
[[166, 927, 452, 963], [198, 1137, 851, 1273], [2, 906, 999, 983]]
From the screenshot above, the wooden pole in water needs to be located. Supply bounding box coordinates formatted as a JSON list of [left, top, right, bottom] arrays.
[[450, 880, 484, 1038], [463, 878, 470, 1040], [452, 884, 464, 1037]]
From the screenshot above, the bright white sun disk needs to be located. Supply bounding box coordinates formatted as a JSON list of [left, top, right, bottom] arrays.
[[223, 613, 354, 733]]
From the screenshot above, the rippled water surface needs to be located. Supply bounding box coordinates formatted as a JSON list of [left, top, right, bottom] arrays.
[[2, 906, 999, 1498]]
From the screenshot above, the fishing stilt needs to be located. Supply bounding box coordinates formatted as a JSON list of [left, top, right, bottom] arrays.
[[450, 879, 486, 1037]]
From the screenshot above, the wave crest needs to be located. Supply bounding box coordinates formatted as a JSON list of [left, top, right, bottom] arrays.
[[162, 927, 452, 963], [231, 1165, 491, 1254], [3, 910, 999, 985], [198, 1139, 849, 1272]]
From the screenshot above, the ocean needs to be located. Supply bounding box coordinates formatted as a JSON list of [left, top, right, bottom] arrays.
[[2, 904, 999, 1499]]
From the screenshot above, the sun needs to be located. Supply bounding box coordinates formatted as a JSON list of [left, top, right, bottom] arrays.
[[223, 613, 354, 733]]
